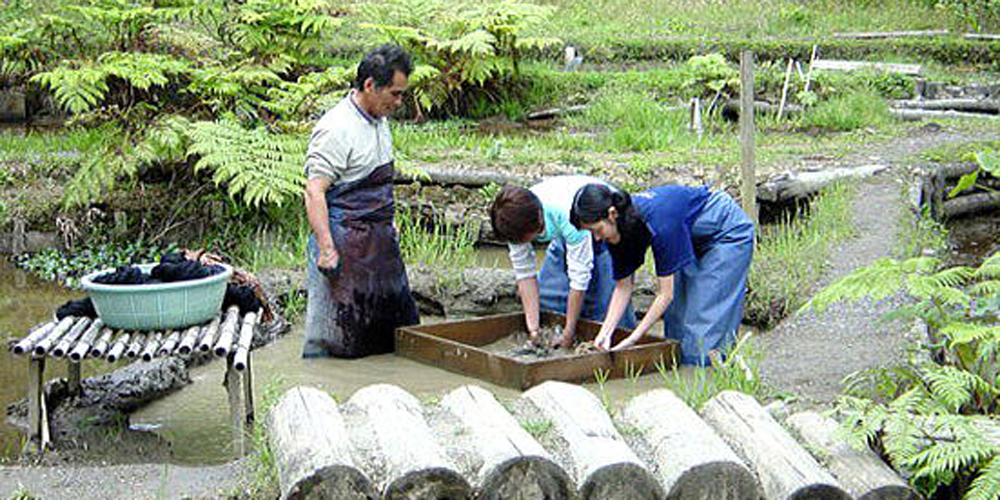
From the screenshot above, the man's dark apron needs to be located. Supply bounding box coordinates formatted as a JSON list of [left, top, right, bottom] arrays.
[[304, 163, 420, 358]]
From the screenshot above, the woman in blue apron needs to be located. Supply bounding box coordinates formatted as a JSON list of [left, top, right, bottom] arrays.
[[570, 183, 754, 366], [489, 175, 636, 349], [304, 163, 420, 358]]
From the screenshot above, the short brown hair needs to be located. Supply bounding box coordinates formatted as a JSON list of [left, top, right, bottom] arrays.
[[489, 186, 543, 243]]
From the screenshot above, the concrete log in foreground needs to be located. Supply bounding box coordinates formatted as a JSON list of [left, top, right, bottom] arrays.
[[268, 386, 376, 500]]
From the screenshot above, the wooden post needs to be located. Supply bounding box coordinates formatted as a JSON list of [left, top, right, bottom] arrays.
[[67, 361, 81, 396], [243, 355, 255, 426], [690, 97, 703, 140], [27, 357, 45, 447], [739, 50, 758, 223], [225, 356, 245, 457], [778, 58, 794, 120], [804, 45, 818, 94]]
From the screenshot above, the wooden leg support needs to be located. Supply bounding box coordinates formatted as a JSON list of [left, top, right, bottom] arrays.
[[225, 356, 245, 457], [67, 361, 81, 396], [26, 357, 47, 454], [242, 355, 255, 426]]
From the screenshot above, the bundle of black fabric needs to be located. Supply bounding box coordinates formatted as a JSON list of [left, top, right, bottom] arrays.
[[91, 252, 224, 285], [223, 283, 263, 315], [56, 297, 97, 319]]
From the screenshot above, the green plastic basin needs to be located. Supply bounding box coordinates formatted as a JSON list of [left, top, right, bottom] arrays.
[[81, 263, 233, 331]]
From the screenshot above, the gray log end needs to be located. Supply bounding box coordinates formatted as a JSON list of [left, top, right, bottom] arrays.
[[669, 462, 759, 500], [859, 485, 921, 500], [285, 464, 377, 500], [385, 467, 472, 500], [580, 463, 665, 500], [478, 456, 576, 500], [789, 484, 853, 500]]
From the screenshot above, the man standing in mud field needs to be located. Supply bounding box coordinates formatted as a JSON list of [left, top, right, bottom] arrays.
[[302, 45, 420, 358]]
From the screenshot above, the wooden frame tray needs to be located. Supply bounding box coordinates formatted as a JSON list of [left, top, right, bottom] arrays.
[[395, 311, 679, 390]]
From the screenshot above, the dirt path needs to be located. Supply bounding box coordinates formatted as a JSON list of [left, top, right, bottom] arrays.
[[754, 125, 1000, 406]]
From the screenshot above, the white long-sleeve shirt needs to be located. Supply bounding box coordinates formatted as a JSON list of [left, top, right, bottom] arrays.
[[508, 175, 610, 291]]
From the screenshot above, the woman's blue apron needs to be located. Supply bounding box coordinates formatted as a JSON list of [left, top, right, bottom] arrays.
[[538, 239, 638, 329], [663, 191, 754, 366], [304, 163, 420, 358]]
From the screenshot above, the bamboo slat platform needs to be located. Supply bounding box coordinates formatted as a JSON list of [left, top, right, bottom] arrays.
[[7, 305, 259, 456]]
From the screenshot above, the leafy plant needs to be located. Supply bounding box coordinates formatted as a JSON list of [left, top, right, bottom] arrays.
[[678, 53, 739, 98], [16, 239, 174, 287], [802, 90, 891, 132], [656, 331, 769, 409], [396, 205, 477, 271], [948, 150, 1000, 198], [808, 253, 1000, 499], [521, 418, 553, 438]]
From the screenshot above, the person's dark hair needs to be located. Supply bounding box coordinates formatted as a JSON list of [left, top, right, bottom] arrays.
[[354, 44, 413, 90], [570, 183, 648, 244], [489, 186, 543, 243]]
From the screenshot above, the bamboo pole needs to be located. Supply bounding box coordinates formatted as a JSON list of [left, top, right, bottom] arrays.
[[12, 321, 58, 355], [34, 317, 83, 357], [125, 332, 146, 359], [157, 330, 181, 357], [88, 327, 114, 359], [739, 50, 758, 223], [214, 306, 242, 358], [232, 312, 257, 371], [177, 324, 202, 355], [69, 320, 104, 362], [107, 332, 131, 362], [777, 58, 794, 120], [198, 316, 222, 353], [52, 317, 93, 358], [141, 332, 163, 362]]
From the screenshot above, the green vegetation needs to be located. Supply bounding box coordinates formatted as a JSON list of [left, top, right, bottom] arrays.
[[809, 254, 1000, 500], [521, 418, 553, 438], [246, 376, 287, 500], [746, 183, 856, 328], [657, 332, 771, 409], [15, 239, 173, 287], [396, 205, 478, 270], [802, 90, 892, 132]]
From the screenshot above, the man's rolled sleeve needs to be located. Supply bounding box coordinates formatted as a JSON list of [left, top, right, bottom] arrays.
[[507, 242, 537, 281], [304, 126, 348, 182], [565, 237, 595, 291]]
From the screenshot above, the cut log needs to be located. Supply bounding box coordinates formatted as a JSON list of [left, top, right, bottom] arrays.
[[233, 312, 258, 371], [88, 327, 114, 358], [523, 381, 664, 500], [812, 60, 922, 75], [701, 391, 851, 500], [787, 412, 918, 500], [891, 108, 1000, 121], [757, 164, 889, 202], [0, 91, 27, 123], [141, 332, 164, 361], [891, 98, 999, 113], [722, 100, 803, 120], [69, 319, 104, 362], [198, 315, 223, 353], [943, 191, 1000, 218], [620, 389, 758, 500], [126, 333, 147, 359], [440, 385, 575, 500], [157, 330, 181, 357], [396, 166, 528, 188], [269, 386, 377, 500], [52, 317, 93, 358], [214, 306, 242, 357], [177, 324, 203, 355], [834, 30, 948, 39], [106, 332, 131, 362], [347, 384, 471, 500], [33, 317, 83, 357], [964, 33, 1000, 41], [524, 105, 588, 121], [12, 321, 58, 355]]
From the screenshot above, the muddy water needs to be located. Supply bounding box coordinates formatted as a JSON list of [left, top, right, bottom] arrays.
[[0, 257, 106, 460], [946, 214, 1000, 267]]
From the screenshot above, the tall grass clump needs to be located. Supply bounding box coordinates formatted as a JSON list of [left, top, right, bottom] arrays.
[[657, 333, 770, 409], [746, 182, 855, 328], [802, 90, 891, 132], [572, 89, 693, 152], [244, 376, 288, 500], [396, 206, 477, 270]]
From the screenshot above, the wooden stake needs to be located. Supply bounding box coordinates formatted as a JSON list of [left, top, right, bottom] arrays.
[[242, 355, 254, 426], [804, 45, 818, 94], [226, 356, 245, 457], [778, 58, 794, 120], [67, 360, 81, 396], [739, 50, 758, 223], [27, 357, 44, 444]]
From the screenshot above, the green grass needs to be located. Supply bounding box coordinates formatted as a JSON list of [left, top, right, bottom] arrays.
[[920, 139, 1000, 165], [802, 90, 892, 132], [746, 182, 856, 329], [521, 419, 553, 439], [657, 332, 771, 409], [245, 375, 288, 500], [396, 205, 478, 271]]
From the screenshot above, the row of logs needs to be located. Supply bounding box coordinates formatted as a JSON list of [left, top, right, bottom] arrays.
[[268, 381, 917, 500], [8, 306, 258, 369]]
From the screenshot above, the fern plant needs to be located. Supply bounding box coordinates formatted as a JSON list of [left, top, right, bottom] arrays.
[[808, 253, 1000, 499], [361, 0, 560, 116], [187, 119, 306, 208]]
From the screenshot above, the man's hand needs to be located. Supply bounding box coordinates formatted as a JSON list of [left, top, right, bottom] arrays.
[[318, 247, 340, 280]]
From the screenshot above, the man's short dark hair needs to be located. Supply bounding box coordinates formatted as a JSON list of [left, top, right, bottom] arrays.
[[354, 44, 413, 90]]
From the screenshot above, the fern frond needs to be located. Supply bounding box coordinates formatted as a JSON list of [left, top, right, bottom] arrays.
[[944, 322, 1000, 347], [967, 455, 1000, 500], [98, 51, 190, 90], [187, 119, 306, 207], [924, 364, 992, 411], [31, 62, 109, 114]]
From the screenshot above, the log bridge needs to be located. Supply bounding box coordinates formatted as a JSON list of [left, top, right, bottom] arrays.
[[7, 305, 259, 456], [268, 382, 920, 500]]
